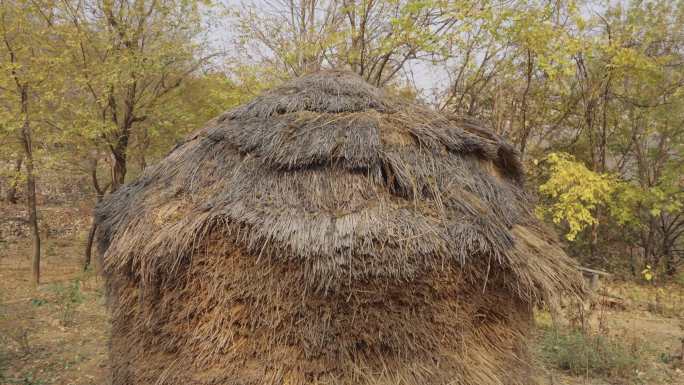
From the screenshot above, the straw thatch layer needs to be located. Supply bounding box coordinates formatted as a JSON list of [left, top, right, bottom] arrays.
[[96, 70, 584, 385]]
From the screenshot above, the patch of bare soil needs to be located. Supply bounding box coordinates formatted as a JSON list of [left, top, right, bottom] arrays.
[[1, 205, 107, 385]]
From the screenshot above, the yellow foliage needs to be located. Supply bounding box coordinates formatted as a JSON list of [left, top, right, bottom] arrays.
[[641, 265, 654, 282], [537, 153, 617, 241]]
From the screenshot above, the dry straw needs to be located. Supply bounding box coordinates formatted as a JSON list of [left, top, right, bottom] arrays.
[[96, 70, 585, 385]]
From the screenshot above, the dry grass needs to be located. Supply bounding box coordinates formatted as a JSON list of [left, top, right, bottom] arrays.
[[611, 281, 684, 319], [533, 283, 684, 385]]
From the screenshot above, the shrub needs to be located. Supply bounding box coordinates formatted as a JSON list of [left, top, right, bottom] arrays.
[[675, 272, 684, 287], [49, 279, 83, 326], [0, 336, 5, 383], [538, 327, 647, 379], [0, 288, 5, 381]]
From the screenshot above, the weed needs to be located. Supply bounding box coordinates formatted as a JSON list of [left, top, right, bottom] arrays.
[[0, 348, 5, 383], [49, 279, 83, 326], [675, 272, 684, 287], [12, 372, 46, 385], [538, 326, 648, 379], [659, 351, 674, 364], [6, 328, 31, 356], [0, 291, 31, 375], [29, 298, 47, 307], [44, 242, 56, 257], [0, 288, 5, 382]]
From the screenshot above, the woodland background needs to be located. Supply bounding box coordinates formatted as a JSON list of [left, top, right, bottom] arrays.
[[2, 0, 683, 283], [0, 1, 683, 384]]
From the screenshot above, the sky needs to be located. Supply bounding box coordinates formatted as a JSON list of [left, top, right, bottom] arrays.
[[210, 0, 451, 100], [209, 0, 620, 102]]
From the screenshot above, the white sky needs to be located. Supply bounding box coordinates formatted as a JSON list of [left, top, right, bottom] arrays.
[[210, 0, 450, 100], [209, 0, 620, 102]]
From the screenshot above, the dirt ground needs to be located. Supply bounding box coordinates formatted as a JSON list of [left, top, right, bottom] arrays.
[[1, 204, 108, 385], [1, 205, 683, 385]]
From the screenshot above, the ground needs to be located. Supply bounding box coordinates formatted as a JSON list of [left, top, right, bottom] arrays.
[[1, 204, 683, 385], [534, 308, 684, 385], [0, 204, 108, 385]]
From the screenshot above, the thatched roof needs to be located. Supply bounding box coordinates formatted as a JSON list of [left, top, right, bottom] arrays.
[[95, 70, 582, 302]]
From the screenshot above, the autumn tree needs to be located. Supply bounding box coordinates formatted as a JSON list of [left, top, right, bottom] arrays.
[[227, 0, 451, 86], [0, 0, 66, 284], [524, 0, 684, 275], [58, 0, 219, 190]]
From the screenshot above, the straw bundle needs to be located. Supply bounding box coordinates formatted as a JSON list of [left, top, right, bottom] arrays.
[[96, 70, 584, 385]]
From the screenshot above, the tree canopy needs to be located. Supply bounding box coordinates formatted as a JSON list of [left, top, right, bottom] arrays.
[[1, 0, 683, 282]]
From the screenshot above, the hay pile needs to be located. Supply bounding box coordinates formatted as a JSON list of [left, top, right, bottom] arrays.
[[95, 70, 584, 385]]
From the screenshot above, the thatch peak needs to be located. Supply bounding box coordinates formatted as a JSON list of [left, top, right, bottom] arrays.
[[226, 70, 391, 119], [96, 69, 583, 303]]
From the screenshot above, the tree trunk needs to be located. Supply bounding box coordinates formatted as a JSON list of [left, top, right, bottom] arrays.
[[662, 238, 677, 276], [84, 158, 108, 271], [629, 245, 637, 277], [138, 126, 150, 173], [110, 145, 127, 191], [26, 159, 40, 286], [109, 123, 131, 190], [5, 155, 23, 204], [19, 85, 41, 286], [138, 152, 147, 172], [517, 49, 534, 160], [84, 221, 98, 271], [588, 206, 602, 262]]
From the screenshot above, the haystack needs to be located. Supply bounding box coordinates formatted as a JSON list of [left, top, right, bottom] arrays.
[[95, 70, 584, 385]]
